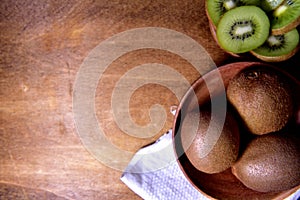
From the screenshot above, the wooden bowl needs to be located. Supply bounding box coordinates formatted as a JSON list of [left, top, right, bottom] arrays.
[[172, 62, 300, 200]]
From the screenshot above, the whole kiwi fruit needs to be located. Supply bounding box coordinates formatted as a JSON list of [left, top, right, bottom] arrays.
[[232, 132, 300, 193], [227, 65, 295, 135], [180, 107, 240, 174]]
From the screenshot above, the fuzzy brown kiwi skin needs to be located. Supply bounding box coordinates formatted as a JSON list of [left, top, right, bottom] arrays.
[[250, 44, 300, 62], [231, 133, 300, 193], [181, 109, 240, 174], [226, 65, 295, 135]]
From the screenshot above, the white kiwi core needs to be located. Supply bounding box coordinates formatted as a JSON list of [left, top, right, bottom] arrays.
[[235, 25, 253, 35], [267, 35, 281, 45], [224, 0, 237, 10], [274, 5, 288, 17]]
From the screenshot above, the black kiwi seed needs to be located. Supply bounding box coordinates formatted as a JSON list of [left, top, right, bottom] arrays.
[[268, 35, 285, 51]]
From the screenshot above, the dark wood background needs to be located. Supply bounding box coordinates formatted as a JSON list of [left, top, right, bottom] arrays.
[[1, 0, 299, 199]]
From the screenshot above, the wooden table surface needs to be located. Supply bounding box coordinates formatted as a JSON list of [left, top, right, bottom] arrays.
[[1, 0, 299, 199]]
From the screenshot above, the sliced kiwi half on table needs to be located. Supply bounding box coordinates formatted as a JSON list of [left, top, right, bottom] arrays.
[[208, 18, 243, 57], [251, 28, 300, 62], [270, 0, 300, 34], [206, 0, 260, 28], [216, 6, 270, 53]]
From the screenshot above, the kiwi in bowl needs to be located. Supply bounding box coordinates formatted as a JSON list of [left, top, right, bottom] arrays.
[[226, 64, 296, 135], [205, 0, 300, 62], [172, 62, 300, 199], [180, 106, 240, 174], [232, 131, 300, 193]]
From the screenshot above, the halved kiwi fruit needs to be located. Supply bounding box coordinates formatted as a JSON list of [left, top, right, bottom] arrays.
[[206, 0, 300, 61], [216, 6, 270, 53], [251, 28, 300, 62], [271, 0, 300, 34], [261, 0, 284, 12], [206, 0, 260, 28], [208, 19, 242, 57]]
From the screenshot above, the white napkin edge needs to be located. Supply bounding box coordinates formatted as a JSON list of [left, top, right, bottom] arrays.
[[121, 172, 153, 200]]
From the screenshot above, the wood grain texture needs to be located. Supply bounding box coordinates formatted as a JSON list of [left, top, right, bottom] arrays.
[[1, 0, 299, 199]]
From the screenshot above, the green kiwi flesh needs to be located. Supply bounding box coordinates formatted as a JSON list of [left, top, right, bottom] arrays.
[[216, 6, 270, 53], [226, 65, 295, 135], [261, 0, 284, 12], [180, 109, 240, 174], [251, 28, 300, 61], [232, 133, 300, 192], [271, 0, 300, 34], [206, 0, 260, 27]]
